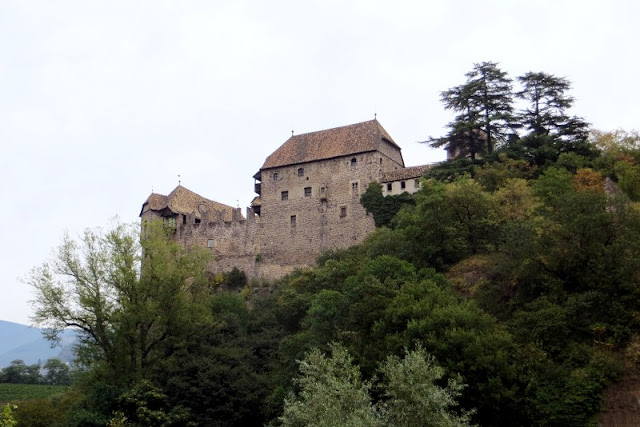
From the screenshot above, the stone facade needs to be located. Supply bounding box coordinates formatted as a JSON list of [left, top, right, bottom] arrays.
[[140, 119, 429, 282], [381, 164, 432, 196]]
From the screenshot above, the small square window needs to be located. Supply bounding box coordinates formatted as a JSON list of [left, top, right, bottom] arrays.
[[304, 187, 312, 197], [340, 206, 347, 217], [207, 239, 215, 248], [281, 191, 289, 201], [195, 218, 201, 224], [386, 183, 392, 191], [401, 181, 406, 189], [298, 168, 304, 177], [290, 215, 296, 227]]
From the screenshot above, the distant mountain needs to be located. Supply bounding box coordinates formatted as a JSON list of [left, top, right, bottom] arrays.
[[0, 320, 77, 367]]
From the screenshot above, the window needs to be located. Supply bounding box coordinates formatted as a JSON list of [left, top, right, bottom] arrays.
[[386, 183, 392, 191], [304, 187, 312, 197], [380, 157, 383, 164], [340, 206, 347, 217], [401, 181, 406, 189], [320, 186, 326, 194], [182, 215, 186, 225], [195, 218, 201, 224], [350, 157, 357, 167], [207, 239, 215, 248], [298, 167, 304, 177], [290, 215, 296, 227], [281, 191, 289, 201], [415, 179, 420, 188], [273, 172, 278, 180], [352, 182, 359, 194]]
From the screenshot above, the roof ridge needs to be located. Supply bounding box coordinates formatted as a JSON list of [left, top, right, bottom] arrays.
[[262, 119, 401, 170]]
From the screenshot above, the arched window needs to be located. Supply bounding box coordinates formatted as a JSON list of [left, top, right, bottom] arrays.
[[350, 157, 357, 167], [298, 168, 304, 177]]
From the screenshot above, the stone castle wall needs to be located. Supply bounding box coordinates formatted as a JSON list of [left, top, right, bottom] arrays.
[[140, 142, 407, 283], [257, 150, 403, 269]]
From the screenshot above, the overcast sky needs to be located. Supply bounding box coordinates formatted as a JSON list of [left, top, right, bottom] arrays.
[[1, 0, 638, 325]]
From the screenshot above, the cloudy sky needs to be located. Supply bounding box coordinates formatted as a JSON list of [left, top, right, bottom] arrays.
[[1, 0, 638, 325]]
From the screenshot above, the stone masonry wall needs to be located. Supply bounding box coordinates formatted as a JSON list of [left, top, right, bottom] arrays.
[[257, 150, 404, 269]]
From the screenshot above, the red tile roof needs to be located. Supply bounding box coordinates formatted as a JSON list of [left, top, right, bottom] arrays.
[[141, 185, 235, 221], [262, 119, 399, 169]]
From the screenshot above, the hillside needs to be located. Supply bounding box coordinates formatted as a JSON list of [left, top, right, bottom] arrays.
[[0, 320, 76, 367]]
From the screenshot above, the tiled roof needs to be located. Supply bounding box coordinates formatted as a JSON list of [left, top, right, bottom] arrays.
[[262, 119, 399, 169], [144, 193, 168, 211], [381, 164, 432, 182], [141, 185, 235, 221]]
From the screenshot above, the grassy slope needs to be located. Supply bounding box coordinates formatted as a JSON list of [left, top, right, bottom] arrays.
[[0, 383, 68, 403]]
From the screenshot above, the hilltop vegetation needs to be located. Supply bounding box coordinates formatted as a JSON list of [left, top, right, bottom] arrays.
[[18, 64, 640, 425]]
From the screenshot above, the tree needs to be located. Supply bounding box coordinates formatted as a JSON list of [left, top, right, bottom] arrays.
[[379, 346, 471, 427], [465, 61, 515, 154], [43, 358, 71, 385], [28, 220, 213, 382], [514, 72, 592, 164], [430, 62, 514, 159], [279, 343, 471, 427], [0, 360, 41, 384], [280, 343, 380, 427]]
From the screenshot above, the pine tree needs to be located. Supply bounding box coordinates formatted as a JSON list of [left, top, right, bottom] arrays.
[[430, 62, 514, 159], [514, 72, 592, 164]]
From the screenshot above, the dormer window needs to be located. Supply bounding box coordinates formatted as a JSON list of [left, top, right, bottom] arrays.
[[350, 157, 357, 167], [298, 167, 304, 177]]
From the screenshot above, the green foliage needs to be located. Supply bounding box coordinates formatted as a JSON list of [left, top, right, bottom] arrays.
[[359, 181, 415, 228], [423, 158, 479, 182], [43, 358, 71, 386], [0, 404, 17, 427], [429, 62, 514, 159], [224, 266, 248, 288], [118, 380, 191, 426], [0, 360, 41, 385], [378, 345, 472, 427], [280, 344, 470, 427], [280, 344, 379, 427], [0, 383, 67, 402]]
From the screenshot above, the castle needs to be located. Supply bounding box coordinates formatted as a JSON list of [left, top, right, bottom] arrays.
[[140, 119, 431, 281]]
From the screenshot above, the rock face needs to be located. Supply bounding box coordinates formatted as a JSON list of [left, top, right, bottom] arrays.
[[599, 369, 640, 426], [141, 119, 430, 282]]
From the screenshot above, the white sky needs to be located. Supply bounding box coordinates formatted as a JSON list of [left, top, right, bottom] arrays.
[[1, 0, 638, 325]]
